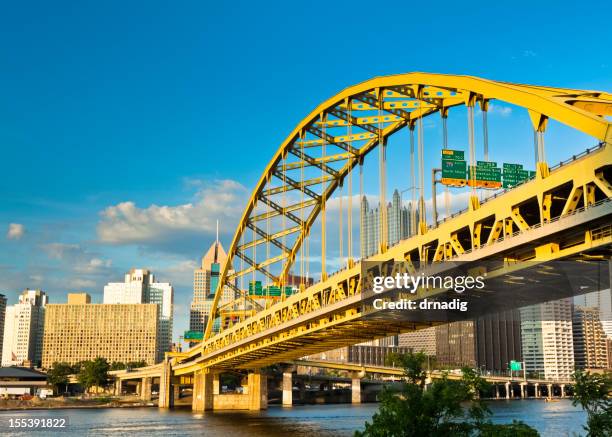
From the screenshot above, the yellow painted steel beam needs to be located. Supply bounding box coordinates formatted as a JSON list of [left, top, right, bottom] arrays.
[[250, 199, 318, 222], [262, 175, 335, 196], [284, 152, 352, 170], [238, 225, 301, 251]]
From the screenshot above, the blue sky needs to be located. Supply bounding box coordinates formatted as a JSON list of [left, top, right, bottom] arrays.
[[1, 0, 610, 341]]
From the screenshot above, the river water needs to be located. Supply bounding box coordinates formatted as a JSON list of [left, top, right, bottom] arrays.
[[0, 400, 587, 436]]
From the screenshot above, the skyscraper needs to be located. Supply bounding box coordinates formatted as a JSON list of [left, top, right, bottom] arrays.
[[520, 298, 575, 380], [2, 289, 47, 367], [190, 237, 235, 337], [360, 190, 413, 258], [575, 289, 612, 339], [103, 269, 173, 362], [572, 306, 609, 369]]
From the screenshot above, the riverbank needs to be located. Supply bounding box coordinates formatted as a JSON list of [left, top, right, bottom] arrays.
[[0, 395, 156, 411]]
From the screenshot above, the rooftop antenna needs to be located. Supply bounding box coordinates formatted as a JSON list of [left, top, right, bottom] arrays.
[[214, 219, 219, 262]]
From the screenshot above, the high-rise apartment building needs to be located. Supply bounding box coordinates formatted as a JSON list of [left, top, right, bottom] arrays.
[[42, 294, 158, 368], [575, 289, 612, 339], [190, 239, 235, 336], [520, 298, 575, 380], [2, 289, 47, 367], [0, 294, 6, 363], [360, 190, 413, 258], [572, 306, 609, 369], [104, 269, 173, 362]]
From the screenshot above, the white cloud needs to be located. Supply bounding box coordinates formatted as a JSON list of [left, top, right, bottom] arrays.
[[7, 223, 25, 240], [70, 278, 96, 289], [489, 104, 512, 117], [97, 179, 249, 245], [475, 104, 512, 118], [42, 243, 112, 274], [42, 243, 80, 260], [29, 274, 43, 284]]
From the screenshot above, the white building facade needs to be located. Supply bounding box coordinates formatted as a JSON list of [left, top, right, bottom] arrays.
[[103, 269, 173, 362], [1, 290, 47, 367], [520, 298, 575, 380]]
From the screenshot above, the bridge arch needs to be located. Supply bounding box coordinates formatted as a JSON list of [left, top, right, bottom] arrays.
[[205, 72, 612, 339]]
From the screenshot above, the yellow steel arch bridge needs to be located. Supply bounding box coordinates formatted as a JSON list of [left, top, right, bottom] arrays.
[[152, 73, 611, 410]]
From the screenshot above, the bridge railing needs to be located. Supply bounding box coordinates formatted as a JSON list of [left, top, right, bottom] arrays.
[[452, 197, 611, 260], [435, 142, 606, 227]]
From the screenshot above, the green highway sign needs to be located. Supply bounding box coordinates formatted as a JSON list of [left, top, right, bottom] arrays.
[[441, 149, 464, 160], [476, 160, 497, 168], [442, 160, 466, 179], [509, 360, 522, 371], [468, 165, 502, 182], [503, 163, 523, 171], [184, 330, 204, 340]]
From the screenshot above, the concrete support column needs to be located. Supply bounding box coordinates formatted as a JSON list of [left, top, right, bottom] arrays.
[[282, 371, 293, 407], [248, 370, 268, 410], [547, 384, 553, 398], [192, 370, 214, 412], [171, 383, 180, 406], [114, 379, 122, 396], [213, 373, 220, 395], [158, 361, 172, 408], [495, 385, 499, 399], [534, 383, 539, 398], [560, 384, 565, 398], [141, 377, 152, 402], [351, 372, 363, 404], [136, 381, 142, 396], [520, 383, 526, 399], [505, 382, 510, 399]]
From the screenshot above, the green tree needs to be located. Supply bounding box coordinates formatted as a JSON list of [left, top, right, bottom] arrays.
[[47, 362, 73, 394], [78, 358, 110, 390], [125, 360, 147, 369], [356, 352, 538, 437], [572, 370, 612, 436], [71, 361, 86, 375], [110, 362, 126, 371]]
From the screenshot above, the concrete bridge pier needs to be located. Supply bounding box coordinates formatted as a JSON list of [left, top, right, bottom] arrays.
[[520, 382, 526, 399], [560, 384, 566, 398], [248, 370, 268, 410], [159, 362, 172, 408], [192, 369, 214, 412], [282, 366, 295, 407], [213, 373, 220, 395], [547, 384, 553, 398], [534, 383, 540, 398], [114, 378, 122, 396], [505, 382, 510, 399], [141, 377, 152, 402], [351, 371, 365, 404]]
